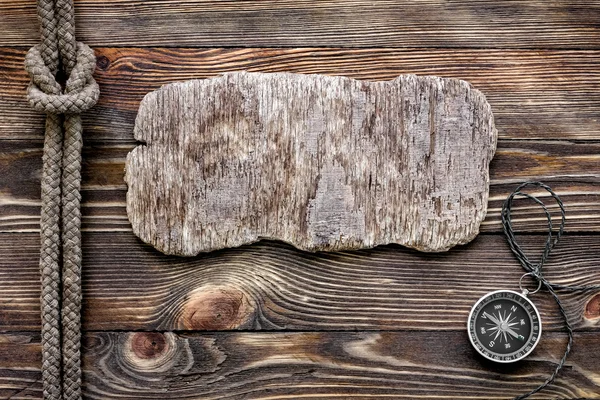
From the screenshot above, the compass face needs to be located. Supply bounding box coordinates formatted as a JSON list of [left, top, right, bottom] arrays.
[[467, 290, 541, 363]]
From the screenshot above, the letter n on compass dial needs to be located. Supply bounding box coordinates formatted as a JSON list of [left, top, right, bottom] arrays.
[[467, 290, 542, 363]]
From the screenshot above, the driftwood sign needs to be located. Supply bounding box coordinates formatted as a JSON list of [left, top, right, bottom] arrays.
[[126, 72, 497, 256]]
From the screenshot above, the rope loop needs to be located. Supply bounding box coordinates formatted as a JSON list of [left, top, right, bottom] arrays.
[[500, 181, 565, 283], [501, 182, 600, 400], [25, 42, 99, 115]]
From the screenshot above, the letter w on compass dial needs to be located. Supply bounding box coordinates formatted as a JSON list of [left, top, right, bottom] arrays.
[[480, 304, 528, 352]]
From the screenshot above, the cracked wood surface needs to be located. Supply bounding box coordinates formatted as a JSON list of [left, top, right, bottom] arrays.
[[127, 72, 497, 255]]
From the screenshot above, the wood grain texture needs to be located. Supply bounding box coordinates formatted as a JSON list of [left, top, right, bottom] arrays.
[[3, 47, 600, 140], [2, 0, 600, 48], [1, 233, 599, 332], [0, 332, 42, 399], [1, 139, 599, 234], [79, 331, 600, 399], [3, 1, 600, 396], [1, 330, 599, 399], [127, 72, 496, 255]]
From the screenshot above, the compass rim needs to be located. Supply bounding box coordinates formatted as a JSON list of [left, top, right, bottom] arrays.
[[467, 289, 542, 363]]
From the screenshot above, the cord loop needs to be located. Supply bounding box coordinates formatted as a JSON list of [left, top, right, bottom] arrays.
[[501, 181, 565, 284], [501, 181, 600, 400]]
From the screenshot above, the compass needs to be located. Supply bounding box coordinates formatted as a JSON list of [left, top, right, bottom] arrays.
[[467, 290, 541, 363]]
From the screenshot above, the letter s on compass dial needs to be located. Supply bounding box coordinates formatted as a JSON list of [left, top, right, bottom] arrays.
[[467, 290, 542, 363]]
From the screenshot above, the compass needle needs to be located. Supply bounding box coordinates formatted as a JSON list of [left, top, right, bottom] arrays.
[[506, 327, 524, 341], [493, 329, 502, 341], [468, 290, 541, 364], [483, 311, 501, 325]]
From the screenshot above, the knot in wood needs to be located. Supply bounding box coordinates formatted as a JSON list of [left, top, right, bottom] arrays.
[[584, 293, 600, 320], [123, 332, 180, 373], [131, 332, 168, 359], [181, 286, 254, 330], [96, 55, 110, 70]]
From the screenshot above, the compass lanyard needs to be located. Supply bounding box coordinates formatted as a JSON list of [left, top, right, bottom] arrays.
[[501, 182, 600, 400]]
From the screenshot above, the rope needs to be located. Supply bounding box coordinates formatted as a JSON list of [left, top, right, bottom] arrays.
[[25, 0, 99, 398], [501, 182, 600, 400]]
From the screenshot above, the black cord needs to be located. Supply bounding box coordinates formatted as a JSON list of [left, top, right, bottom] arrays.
[[501, 181, 600, 400]]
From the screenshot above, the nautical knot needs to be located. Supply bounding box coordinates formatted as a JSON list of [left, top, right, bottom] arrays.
[[24, 42, 99, 115]]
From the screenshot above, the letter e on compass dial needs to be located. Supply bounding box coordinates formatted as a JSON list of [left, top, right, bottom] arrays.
[[467, 290, 542, 363]]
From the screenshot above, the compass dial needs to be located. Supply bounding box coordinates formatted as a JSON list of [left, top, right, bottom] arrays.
[[468, 290, 541, 363]]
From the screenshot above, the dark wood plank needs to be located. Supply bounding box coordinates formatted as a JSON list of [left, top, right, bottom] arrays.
[[0, 332, 41, 400], [3, 47, 600, 140], [2, 139, 599, 233], [2, 1, 600, 48], [80, 331, 600, 399], [1, 233, 599, 332], [1, 330, 599, 399], [3, 2, 598, 398]]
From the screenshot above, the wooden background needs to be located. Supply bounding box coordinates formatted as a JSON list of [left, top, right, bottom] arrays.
[[1, 1, 600, 398]]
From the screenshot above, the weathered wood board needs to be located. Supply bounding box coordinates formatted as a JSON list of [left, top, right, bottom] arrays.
[[126, 72, 497, 255], [2, 330, 600, 399], [2, 233, 600, 333], [5, 0, 600, 49]]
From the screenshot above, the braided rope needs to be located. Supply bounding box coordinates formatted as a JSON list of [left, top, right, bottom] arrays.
[[25, 0, 99, 398]]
